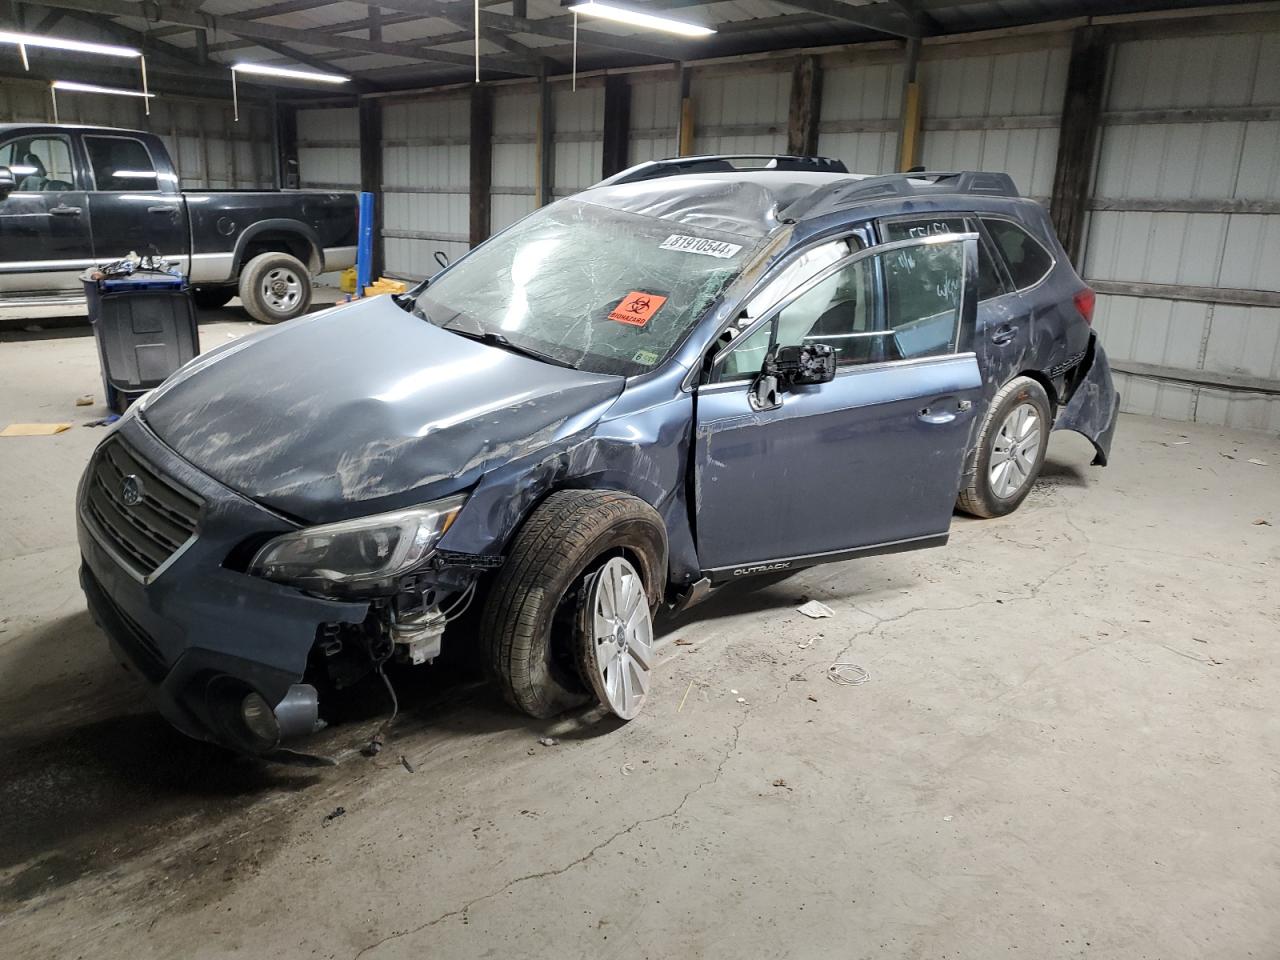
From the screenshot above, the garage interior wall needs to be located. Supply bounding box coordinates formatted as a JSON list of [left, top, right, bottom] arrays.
[[0, 77, 274, 189], [1085, 28, 1280, 432], [284, 11, 1279, 427]]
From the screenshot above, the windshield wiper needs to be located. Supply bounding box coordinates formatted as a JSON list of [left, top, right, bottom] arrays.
[[446, 328, 574, 369]]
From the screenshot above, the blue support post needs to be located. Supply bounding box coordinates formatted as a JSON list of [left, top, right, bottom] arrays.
[[355, 191, 375, 297]]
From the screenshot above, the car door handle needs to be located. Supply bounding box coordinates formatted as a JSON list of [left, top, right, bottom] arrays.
[[991, 324, 1017, 345], [49, 205, 82, 216], [148, 205, 176, 215], [918, 405, 958, 425]]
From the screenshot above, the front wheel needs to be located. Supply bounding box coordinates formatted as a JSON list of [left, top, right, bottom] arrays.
[[480, 491, 667, 720], [957, 376, 1051, 518], [238, 251, 313, 324]]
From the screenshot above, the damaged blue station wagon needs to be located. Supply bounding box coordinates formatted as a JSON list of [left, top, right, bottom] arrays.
[[77, 155, 1119, 754]]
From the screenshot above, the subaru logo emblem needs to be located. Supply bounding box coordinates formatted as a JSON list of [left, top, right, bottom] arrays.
[[120, 474, 144, 507]]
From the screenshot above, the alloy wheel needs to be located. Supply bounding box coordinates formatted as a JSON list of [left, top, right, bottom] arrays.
[[989, 401, 1042, 499], [581, 556, 653, 720]]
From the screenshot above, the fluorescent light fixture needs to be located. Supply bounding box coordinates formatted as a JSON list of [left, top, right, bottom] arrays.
[[52, 80, 155, 97], [232, 62, 349, 84], [566, 1, 714, 37], [0, 30, 140, 58]]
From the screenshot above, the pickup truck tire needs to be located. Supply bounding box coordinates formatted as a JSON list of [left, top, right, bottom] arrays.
[[239, 251, 312, 324], [957, 376, 1051, 518], [480, 491, 667, 720], [192, 286, 235, 310]]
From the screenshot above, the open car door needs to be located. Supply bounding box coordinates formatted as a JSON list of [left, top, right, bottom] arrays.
[[693, 234, 983, 579]]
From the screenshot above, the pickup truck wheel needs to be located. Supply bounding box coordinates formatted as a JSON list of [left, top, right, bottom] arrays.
[[192, 286, 235, 310], [957, 376, 1051, 518], [239, 251, 312, 324], [480, 491, 667, 720]]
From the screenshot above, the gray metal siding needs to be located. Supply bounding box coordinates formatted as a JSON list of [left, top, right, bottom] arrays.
[[817, 60, 902, 174], [629, 77, 680, 165], [552, 81, 604, 201], [296, 106, 360, 191], [491, 87, 538, 235], [693, 68, 791, 155]]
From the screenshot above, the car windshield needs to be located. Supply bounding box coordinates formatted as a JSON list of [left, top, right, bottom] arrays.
[[412, 198, 757, 376]]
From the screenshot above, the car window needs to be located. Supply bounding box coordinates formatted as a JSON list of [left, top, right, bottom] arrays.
[[981, 218, 1052, 290], [84, 135, 159, 191], [880, 215, 1004, 301], [0, 135, 75, 191], [715, 238, 967, 382]]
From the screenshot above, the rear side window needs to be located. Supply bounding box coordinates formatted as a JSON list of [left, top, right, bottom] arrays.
[[981, 218, 1053, 290], [84, 136, 158, 191], [880, 216, 1004, 301]]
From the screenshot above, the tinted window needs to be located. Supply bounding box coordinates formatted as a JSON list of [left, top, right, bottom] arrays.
[[85, 136, 158, 191], [880, 215, 1003, 300], [0, 135, 75, 191], [982, 218, 1052, 290]]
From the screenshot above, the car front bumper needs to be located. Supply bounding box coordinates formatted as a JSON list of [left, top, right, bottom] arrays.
[[77, 415, 369, 750]]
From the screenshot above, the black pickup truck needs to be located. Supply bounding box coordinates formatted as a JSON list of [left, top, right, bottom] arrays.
[[0, 123, 357, 324]]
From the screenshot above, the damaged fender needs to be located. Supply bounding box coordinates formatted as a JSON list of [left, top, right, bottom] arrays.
[[1052, 334, 1120, 466]]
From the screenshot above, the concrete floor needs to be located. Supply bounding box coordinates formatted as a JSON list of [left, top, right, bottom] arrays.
[[1, 315, 1277, 960]]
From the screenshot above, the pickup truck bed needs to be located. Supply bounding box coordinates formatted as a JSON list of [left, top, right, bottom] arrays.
[[0, 123, 357, 323]]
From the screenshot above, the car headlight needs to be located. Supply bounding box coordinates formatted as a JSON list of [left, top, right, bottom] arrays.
[[248, 495, 466, 594]]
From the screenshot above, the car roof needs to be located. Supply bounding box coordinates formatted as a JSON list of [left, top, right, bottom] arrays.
[[0, 123, 149, 137]]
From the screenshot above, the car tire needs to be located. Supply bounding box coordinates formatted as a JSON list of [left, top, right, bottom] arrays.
[[957, 375, 1052, 519], [191, 286, 235, 311], [480, 490, 667, 720], [238, 251, 313, 325]]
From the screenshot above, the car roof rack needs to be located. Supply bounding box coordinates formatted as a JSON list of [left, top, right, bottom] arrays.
[[781, 170, 1021, 222], [595, 154, 850, 187]]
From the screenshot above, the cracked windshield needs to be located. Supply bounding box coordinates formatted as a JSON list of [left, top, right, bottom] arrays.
[[412, 198, 757, 376]]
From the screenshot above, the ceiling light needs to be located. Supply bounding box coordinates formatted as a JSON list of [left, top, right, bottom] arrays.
[[0, 30, 140, 58], [52, 80, 154, 97], [566, 1, 715, 37], [231, 62, 350, 84]]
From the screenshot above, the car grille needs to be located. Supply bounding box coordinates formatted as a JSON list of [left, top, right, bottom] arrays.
[[83, 436, 202, 578]]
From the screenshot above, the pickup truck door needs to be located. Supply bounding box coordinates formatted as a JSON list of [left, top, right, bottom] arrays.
[[692, 235, 982, 577], [0, 131, 93, 296], [81, 133, 189, 273]]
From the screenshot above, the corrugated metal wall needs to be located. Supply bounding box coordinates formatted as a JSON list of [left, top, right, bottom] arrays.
[[490, 87, 539, 235], [0, 77, 274, 189], [629, 76, 680, 165], [693, 67, 791, 155], [552, 80, 604, 201], [296, 106, 360, 190], [382, 93, 471, 277], [817, 57, 902, 175], [1085, 30, 1280, 431], [918, 42, 1068, 202]]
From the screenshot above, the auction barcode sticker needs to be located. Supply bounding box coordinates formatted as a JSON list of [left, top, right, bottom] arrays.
[[659, 234, 743, 259]]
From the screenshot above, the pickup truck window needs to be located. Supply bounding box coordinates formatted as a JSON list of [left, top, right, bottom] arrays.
[[0, 135, 74, 192], [84, 135, 159, 192]]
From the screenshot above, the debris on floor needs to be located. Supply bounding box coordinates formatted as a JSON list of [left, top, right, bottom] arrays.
[[674, 637, 694, 645], [83, 414, 120, 428], [771, 778, 790, 790], [620, 762, 634, 776], [1254, 519, 1271, 526], [75, 394, 94, 406], [827, 663, 870, 685], [322, 806, 346, 826], [1247, 458, 1269, 466], [400, 755, 415, 773], [797, 600, 835, 619], [537, 736, 559, 747], [361, 733, 384, 757], [0, 422, 72, 437]]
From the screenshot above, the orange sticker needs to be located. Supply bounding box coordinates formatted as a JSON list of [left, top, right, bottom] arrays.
[[608, 291, 667, 327]]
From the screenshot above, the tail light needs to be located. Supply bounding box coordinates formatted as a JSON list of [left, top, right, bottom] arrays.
[[1073, 286, 1096, 325]]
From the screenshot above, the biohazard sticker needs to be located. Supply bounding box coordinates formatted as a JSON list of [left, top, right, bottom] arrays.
[[659, 234, 743, 259], [609, 291, 667, 327]]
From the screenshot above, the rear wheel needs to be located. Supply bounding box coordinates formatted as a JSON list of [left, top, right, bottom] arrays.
[[239, 251, 312, 324], [480, 491, 666, 720], [192, 286, 235, 310], [957, 376, 1051, 518]]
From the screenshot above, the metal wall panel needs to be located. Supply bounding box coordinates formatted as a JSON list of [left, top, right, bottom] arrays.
[[0, 77, 274, 189], [490, 86, 538, 235], [629, 77, 680, 165], [296, 106, 360, 190], [1086, 30, 1280, 429], [382, 94, 471, 278], [552, 82, 604, 200], [918, 46, 1067, 201], [693, 68, 791, 155], [817, 60, 902, 174]]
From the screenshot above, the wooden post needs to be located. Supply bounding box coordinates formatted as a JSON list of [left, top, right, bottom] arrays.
[[602, 74, 631, 178], [896, 37, 921, 171], [787, 55, 822, 157], [358, 96, 384, 278], [535, 75, 554, 206], [677, 66, 694, 157], [469, 84, 493, 246], [1050, 26, 1109, 268]]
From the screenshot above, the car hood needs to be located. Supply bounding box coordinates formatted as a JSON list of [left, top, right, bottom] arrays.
[[142, 297, 625, 523]]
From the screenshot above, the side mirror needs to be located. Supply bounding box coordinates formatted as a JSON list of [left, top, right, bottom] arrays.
[[0, 166, 15, 199], [770, 342, 836, 387]]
